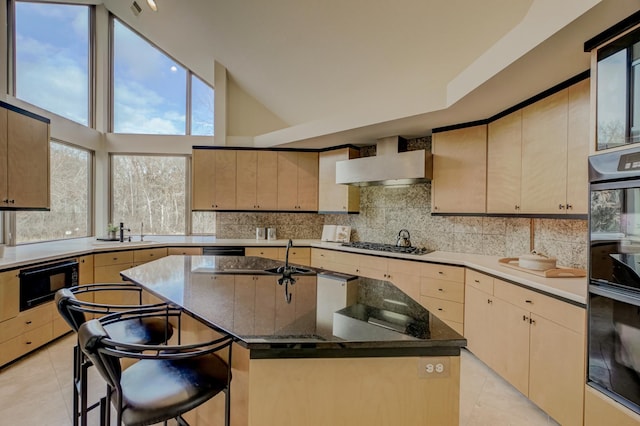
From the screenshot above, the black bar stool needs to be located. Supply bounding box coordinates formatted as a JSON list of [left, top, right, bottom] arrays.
[[55, 284, 180, 426], [78, 313, 232, 426]]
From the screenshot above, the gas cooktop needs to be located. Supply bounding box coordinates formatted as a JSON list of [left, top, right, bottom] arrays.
[[341, 241, 432, 255]]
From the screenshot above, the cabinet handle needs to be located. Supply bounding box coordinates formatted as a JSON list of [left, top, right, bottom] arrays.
[[530, 318, 536, 325], [26, 341, 32, 345], [523, 315, 528, 322], [558, 204, 565, 210], [150, 254, 154, 257], [566, 204, 572, 210], [25, 321, 32, 325], [474, 279, 480, 283], [437, 308, 443, 311], [515, 205, 520, 210], [487, 299, 493, 304], [438, 288, 443, 292], [438, 271, 444, 275], [525, 300, 532, 304], [434, 206, 438, 210]]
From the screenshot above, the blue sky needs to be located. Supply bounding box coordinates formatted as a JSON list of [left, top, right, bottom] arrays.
[[15, 1, 213, 135]]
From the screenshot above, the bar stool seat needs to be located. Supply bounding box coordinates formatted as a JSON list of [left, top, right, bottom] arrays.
[[79, 317, 232, 426]]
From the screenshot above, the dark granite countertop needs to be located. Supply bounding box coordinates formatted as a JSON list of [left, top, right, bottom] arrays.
[[120, 255, 466, 359]]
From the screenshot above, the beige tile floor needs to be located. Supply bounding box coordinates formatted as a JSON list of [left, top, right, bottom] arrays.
[[1, 334, 559, 425]]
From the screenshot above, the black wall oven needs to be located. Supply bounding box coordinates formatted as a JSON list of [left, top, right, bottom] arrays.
[[19, 259, 79, 311], [589, 147, 640, 414]]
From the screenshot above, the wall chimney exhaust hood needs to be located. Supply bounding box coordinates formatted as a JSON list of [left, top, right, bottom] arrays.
[[335, 136, 432, 186]]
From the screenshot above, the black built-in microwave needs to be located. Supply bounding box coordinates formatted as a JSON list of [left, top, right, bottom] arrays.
[[19, 259, 79, 311]]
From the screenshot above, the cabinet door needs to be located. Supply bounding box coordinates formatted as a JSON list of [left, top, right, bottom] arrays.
[[487, 111, 522, 213], [7, 110, 50, 209], [529, 313, 585, 426], [0, 269, 19, 323], [492, 297, 530, 396], [277, 152, 298, 210], [236, 150, 258, 210], [78, 255, 94, 285], [432, 125, 487, 213], [256, 151, 278, 210], [296, 152, 318, 211], [318, 148, 359, 213], [192, 149, 217, 210], [213, 150, 236, 209], [387, 259, 421, 302], [521, 89, 568, 213], [0, 108, 7, 203], [463, 285, 495, 363], [566, 79, 590, 214]]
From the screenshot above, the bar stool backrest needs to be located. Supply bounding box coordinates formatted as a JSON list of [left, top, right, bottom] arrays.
[[56, 288, 88, 332]]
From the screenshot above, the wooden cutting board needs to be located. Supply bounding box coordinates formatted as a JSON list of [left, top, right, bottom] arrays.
[[498, 258, 586, 278]]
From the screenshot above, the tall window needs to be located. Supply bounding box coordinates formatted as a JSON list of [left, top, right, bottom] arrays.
[[13, 1, 90, 126], [191, 74, 214, 136], [112, 18, 213, 135], [111, 155, 187, 235], [16, 141, 92, 243]]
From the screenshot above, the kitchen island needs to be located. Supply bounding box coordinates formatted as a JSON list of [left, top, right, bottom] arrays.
[[121, 255, 466, 426]]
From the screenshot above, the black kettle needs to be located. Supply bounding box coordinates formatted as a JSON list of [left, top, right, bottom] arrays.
[[396, 229, 412, 247]]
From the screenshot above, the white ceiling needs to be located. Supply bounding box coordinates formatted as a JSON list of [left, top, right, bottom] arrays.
[[102, 0, 640, 148]]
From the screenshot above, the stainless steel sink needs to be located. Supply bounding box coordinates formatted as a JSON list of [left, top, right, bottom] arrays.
[[263, 266, 314, 275]]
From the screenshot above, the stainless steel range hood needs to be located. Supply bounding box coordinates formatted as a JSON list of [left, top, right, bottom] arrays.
[[335, 136, 432, 186]]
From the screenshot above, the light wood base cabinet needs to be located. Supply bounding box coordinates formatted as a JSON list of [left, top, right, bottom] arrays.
[[464, 270, 586, 426], [585, 385, 640, 426]]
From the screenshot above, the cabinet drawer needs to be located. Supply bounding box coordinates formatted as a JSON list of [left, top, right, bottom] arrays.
[[442, 319, 464, 336], [0, 303, 53, 343], [387, 258, 421, 276], [133, 248, 167, 263], [494, 279, 585, 333], [246, 247, 279, 259], [94, 251, 135, 267], [0, 323, 53, 366], [277, 247, 310, 261], [465, 269, 494, 294], [420, 278, 464, 303], [420, 263, 465, 282], [53, 316, 71, 338], [94, 264, 133, 283], [167, 247, 203, 255], [419, 296, 464, 323]]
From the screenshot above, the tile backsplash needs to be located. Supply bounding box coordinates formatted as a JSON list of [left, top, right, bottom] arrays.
[[217, 136, 588, 269]]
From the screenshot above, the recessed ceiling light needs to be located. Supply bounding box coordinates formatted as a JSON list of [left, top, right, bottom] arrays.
[[147, 0, 158, 12], [130, 1, 142, 16]]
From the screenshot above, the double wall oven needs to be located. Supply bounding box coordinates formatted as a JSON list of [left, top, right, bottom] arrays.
[[589, 147, 640, 414]]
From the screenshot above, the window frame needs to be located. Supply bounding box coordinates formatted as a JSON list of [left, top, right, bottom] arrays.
[[9, 0, 95, 128], [109, 14, 213, 135]]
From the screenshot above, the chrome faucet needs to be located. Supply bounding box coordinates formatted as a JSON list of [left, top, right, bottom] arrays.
[[284, 238, 293, 269], [119, 222, 131, 243], [278, 239, 296, 304]]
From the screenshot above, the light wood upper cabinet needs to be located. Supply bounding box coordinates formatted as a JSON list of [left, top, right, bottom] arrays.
[[277, 151, 318, 211], [318, 148, 360, 213], [566, 78, 590, 214], [192, 149, 236, 210], [487, 111, 522, 213], [522, 89, 569, 213], [0, 105, 50, 210], [432, 125, 487, 213], [236, 150, 278, 210]]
